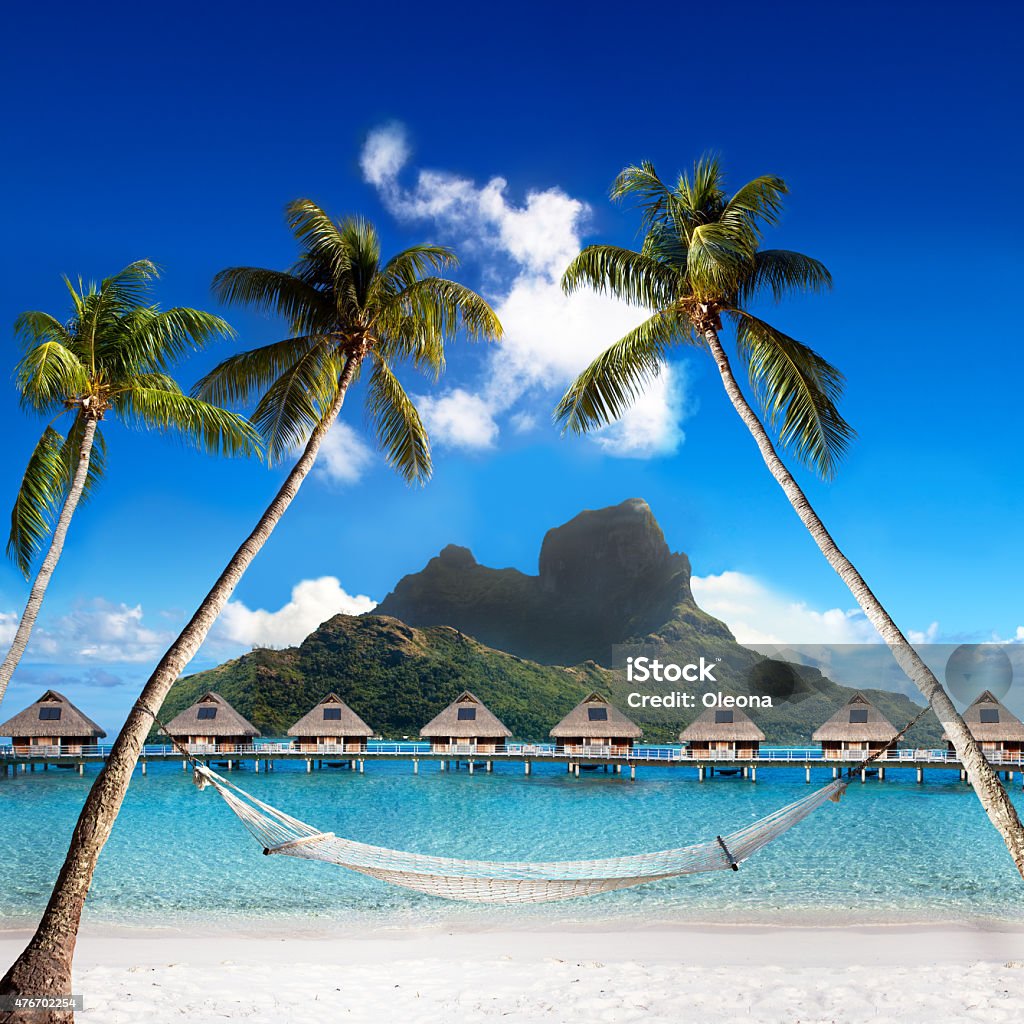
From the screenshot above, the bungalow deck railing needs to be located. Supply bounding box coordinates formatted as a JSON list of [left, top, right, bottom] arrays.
[[1, 742, 1023, 767]]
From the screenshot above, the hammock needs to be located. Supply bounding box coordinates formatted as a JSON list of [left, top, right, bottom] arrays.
[[194, 764, 847, 903]]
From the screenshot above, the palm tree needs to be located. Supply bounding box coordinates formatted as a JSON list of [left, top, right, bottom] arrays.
[[554, 157, 1024, 876], [0, 260, 261, 710], [0, 200, 501, 1020]]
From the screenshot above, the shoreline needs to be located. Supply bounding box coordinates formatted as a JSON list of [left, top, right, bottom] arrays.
[[5, 906, 1024, 940], [6, 919, 1024, 963]]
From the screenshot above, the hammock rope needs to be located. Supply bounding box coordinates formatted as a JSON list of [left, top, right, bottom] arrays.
[[193, 764, 846, 903]]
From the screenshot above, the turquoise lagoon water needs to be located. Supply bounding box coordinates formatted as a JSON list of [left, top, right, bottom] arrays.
[[1, 753, 1022, 931]]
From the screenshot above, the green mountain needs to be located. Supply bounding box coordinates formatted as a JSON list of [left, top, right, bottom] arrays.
[[161, 499, 941, 745], [162, 615, 610, 741]]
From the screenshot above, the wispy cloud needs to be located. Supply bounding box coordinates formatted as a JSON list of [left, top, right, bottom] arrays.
[[360, 122, 689, 459], [0, 598, 176, 665], [692, 570, 891, 646], [314, 421, 376, 485]]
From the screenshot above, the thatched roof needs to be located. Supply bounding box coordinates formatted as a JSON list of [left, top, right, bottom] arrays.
[[162, 692, 260, 738], [942, 690, 1024, 742], [287, 693, 373, 737], [679, 704, 765, 742], [420, 691, 511, 738], [812, 692, 898, 743], [0, 689, 106, 739], [550, 692, 642, 739]]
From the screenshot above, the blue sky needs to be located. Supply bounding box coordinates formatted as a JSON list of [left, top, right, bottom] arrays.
[[1, 0, 1022, 730]]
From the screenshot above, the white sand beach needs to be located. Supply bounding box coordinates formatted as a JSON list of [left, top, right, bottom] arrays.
[[3, 923, 1024, 1023]]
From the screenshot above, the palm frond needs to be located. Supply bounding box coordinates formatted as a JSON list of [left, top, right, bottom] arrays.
[[339, 216, 383, 311], [561, 245, 680, 308], [250, 346, 345, 463], [7, 426, 67, 577], [14, 341, 89, 413], [683, 154, 727, 215], [739, 250, 832, 303], [554, 309, 692, 434], [366, 356, 431, 484], [641, 224, 689, 272], [610, 162, 676, 233], [211, 267, 333, 335], [687, 223, 756, 298], [393, 277, 503, 344], [100, 306, 235, 378], [112, 377, 263, 458], [285, 200, 358, 298], [13, 311, 75, 350], [731, 310, 854, 480], [97, 260, 160, 313], [192, 334, 328, 407], [720, 175, 788, 239], [377, 245, 458, 297], [373, 317, 446, 379]]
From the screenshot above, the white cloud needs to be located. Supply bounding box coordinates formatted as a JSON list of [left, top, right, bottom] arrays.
[[691, 570, 883, 646], [907, 622, 940, 645], [315, 421, 375, 485], [416, 388, 499, 450], [0, 611, 17, 646], [592, 366, 687, 458], [359, 123, 410, 187], [509, 411, 537, 434], [360, 123, 689, 459], [218, 577, 377, 649], [33, 599, 173, 663], [989, 625, 1024, 644]]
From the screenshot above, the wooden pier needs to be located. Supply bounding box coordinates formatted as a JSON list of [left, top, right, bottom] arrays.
[[1, 741, 1021, 785]]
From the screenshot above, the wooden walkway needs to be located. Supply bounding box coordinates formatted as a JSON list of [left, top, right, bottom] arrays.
[[2, 742, 1022, 784]]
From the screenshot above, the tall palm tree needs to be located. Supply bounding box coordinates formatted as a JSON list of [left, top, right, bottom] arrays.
[[0, 200, 501, 1020], [554, 157, 1024, 876], [0, 260, 261, 709]]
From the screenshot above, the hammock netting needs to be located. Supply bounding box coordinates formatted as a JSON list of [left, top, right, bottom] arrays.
[[195, 765, 847, 903]]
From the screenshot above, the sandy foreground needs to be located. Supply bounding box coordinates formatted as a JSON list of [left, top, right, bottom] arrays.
[[3, 924, 1024, 1023]]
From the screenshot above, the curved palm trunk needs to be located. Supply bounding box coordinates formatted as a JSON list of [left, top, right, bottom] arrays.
[[702, 326, 1024, 875], [0, 358, 360, 1024], [0, 418, 98, 709]]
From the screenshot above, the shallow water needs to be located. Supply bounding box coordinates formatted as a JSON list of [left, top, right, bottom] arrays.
[[1, 754, 1022, 929]]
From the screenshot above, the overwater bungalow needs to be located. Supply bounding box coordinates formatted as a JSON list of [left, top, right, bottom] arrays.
[[0, 689, 106, 755], [550, 692, 642, 755], [944, 690, 1024, 762], [679, 705, 765, 758], [812, 692, 897, 760], [420, 691, 511, 754], [287, 693, 373, 753], [162, 692, 260, 752]]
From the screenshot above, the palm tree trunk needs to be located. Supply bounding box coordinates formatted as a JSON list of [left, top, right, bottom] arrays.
[[702, 326, 1024, 875], [0, 357, 361, 1024], [0, 417, 97, 709]]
